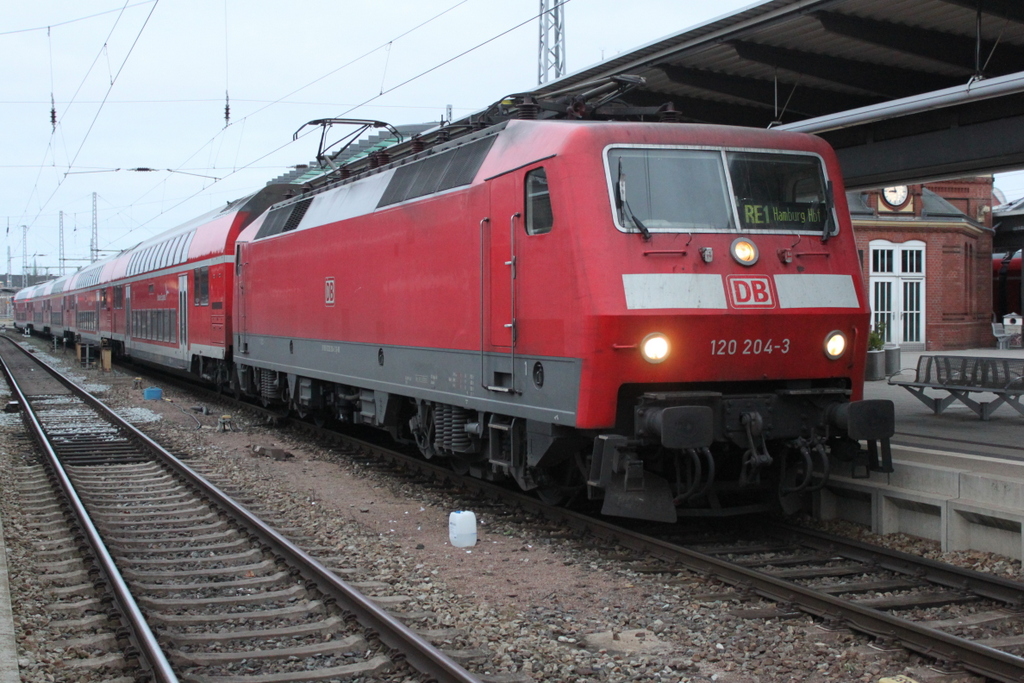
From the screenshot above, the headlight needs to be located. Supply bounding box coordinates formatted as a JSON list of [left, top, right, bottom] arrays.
[[731, 238, 759, 266], [824, 331, 847, 359], [641, 333, 670, 364]]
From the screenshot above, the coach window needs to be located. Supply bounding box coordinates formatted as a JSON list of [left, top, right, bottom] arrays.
[[524, 168, 553, 235], [194, 266, 209, 306], [113, 286, 123, 310]]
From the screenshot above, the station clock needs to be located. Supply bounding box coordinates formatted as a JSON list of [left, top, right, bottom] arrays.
[[882, 185, 909, 208]]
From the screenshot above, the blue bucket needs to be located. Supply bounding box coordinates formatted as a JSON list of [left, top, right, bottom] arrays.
[[143, 387, 163, 400]]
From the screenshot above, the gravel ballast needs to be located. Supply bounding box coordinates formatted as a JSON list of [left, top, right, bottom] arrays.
[[1, 338, 1014, 682]]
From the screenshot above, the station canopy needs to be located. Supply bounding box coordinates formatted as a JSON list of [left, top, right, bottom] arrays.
[[502, 0, 1024, 189]]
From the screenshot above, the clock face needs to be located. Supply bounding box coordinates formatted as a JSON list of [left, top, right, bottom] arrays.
[[882, 185, 909, 207]]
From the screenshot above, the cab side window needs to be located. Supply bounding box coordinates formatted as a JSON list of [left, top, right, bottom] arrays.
[[525, 168, 553, 235]]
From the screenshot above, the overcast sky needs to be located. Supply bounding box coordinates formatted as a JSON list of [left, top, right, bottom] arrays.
[[4, 0, 1023, 276]]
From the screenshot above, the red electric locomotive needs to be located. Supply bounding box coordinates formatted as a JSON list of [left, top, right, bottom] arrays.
[[15, 114, 894, 522], [231, 118, 894, 522]]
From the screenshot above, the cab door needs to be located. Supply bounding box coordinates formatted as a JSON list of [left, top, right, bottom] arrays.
[[482, 172, 522, 393], [235, 244, 250, 354], [486, 174, 519, 349], [482, 166, 557, 394]]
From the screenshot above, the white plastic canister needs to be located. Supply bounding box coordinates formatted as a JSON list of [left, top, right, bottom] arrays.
[[448, 510, 477, 547]]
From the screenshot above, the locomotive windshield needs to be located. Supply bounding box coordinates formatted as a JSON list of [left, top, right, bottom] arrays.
[[608, 148, 832, 235]]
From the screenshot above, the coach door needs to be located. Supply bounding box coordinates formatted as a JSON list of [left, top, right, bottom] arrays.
[[124, 285, 132, 351], [482, 172, 521, 393], [178, 273, 189, 362]]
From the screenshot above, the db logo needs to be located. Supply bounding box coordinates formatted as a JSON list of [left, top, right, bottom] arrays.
[[727, 275, 775, 308], [324, 277, 336, 307]]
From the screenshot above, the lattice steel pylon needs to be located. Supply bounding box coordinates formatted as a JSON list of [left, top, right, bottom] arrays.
[[538, 0, 565, 85]]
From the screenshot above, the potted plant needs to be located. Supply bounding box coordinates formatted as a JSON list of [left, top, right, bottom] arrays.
[[865, 323, 886, 381]]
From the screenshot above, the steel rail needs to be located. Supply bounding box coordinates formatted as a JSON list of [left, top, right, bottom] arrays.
[[285, 425, 1024, 683], [772, 522, 1024, 607], [0, 336, 484, 683], [101, 339, 1024, 681], [0, 338, 179, 683]]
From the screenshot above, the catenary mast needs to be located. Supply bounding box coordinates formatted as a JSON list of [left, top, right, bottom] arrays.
[[538, 0, 565, 85]]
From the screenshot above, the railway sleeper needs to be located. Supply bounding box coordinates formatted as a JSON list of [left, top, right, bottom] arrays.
[[167, 633, 368, 667]]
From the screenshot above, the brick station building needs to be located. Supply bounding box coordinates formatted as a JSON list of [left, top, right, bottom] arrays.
[[847, 177, 995, 351]]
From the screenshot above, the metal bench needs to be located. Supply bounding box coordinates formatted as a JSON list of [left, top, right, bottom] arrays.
[[888, 354, 1024, 420]]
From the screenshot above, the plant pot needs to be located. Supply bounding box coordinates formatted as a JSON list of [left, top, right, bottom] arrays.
[[884, 344, 901, 376], [865, 349, 886, 381]]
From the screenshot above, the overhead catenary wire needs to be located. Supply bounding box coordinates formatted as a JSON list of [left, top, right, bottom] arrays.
[[102, 0, 478, 243], [112, 0, 573, 244], [0, 1, 156, 36], [337, 0, 573, 118], [19, 0, 159, 231], [18, 0, 569, 262], [14, 1, 475, 247], [64, 1, 160, 175]]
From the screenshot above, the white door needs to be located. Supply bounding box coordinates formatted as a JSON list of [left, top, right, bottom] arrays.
[[901, 279, 923, 344], [869, 240, 926, 350], [872, 278, 895, 343]]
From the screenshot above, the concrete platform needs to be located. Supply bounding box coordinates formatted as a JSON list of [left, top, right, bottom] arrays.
[[818, 346, 1024, 559]]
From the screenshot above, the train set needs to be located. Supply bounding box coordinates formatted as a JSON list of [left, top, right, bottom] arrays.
[[13, 100, 895, 523]]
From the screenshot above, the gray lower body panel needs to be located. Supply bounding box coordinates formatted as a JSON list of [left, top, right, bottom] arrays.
[[129, 345, 190, 371], [236, 334, 581, 427]]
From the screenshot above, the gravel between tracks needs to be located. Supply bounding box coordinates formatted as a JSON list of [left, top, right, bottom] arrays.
[[4, 340, 1019, 682]]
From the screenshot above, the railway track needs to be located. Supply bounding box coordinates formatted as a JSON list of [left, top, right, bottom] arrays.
[[0, 334, 484, 683], [11, 332, 1024, 681], [652, 522, 1024, 681], [221, 390, 1024, 681], [180, 367, 1024, 682]]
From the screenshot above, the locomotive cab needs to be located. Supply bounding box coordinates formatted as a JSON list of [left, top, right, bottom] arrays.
[[563, 128, 895, 522]]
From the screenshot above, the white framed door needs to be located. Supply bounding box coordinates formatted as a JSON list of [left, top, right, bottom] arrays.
[[869, 239, 926, 350]]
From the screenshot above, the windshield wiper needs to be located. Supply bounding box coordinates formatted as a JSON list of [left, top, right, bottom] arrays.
[[821, 180, 835, 243], [616, 159, 651, 241]]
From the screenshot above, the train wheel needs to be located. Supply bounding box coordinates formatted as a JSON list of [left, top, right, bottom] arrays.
[[536, 485, 567, 506], [412, 402, 438, 460], [449, 456, 471, 476], [535, 460, 581, 506]]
